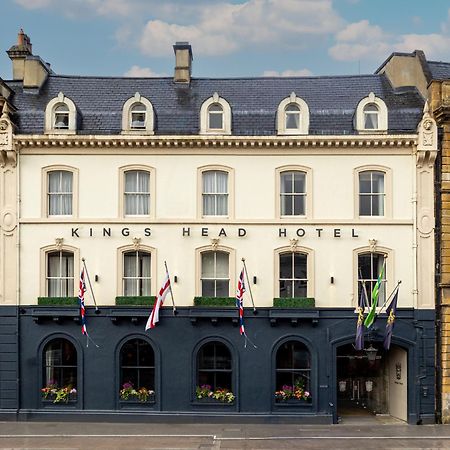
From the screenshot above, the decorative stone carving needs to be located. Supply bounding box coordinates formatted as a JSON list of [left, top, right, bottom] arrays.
[[0, 102, 16, 168], [369, 239, 377, 253], [132, 237, 141, 250], [55, 238, 64, 250], [211, 238, 220, 250], [289, 238, 298, 251], [0, 208, 17, 235], [417, 101, 438, 167]]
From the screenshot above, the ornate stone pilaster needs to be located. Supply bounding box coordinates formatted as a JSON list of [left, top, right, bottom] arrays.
[[0, 102, 18, 305]]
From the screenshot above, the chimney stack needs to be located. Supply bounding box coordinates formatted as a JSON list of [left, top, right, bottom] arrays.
[[173, 42, 193, 84], [7, 29, 33, 80]]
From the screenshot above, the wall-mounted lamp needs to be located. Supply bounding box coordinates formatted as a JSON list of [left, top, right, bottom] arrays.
[[95, 275, 99, 282], [330, 276, 334, 284], [365, 344, 378, 362], [174, 275, 178, 283], [253, 276, 257, 285]]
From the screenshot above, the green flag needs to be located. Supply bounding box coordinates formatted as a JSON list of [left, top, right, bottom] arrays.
[[364, 258, 386, 328]]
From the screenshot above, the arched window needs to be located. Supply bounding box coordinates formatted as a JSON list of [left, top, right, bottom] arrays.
[[279, 252, 307, 298], [119, 339, 155, 402], [200, 93, 232, 135], [359, 170, 385, 216], [275, 340, 311, 401], [280, 170, 306, 216], [121, 93, 154, 134], [201, 250, 229, 297], [122, 250, 151, 296], [197, 341, 232, 391], [46, 250, 74, 297], [358, 252, 387, 305], [44, 92, 77, 134], [124, 170, 150, 215], [42, 338, 77, 401], [355, 92, 388, 132], [277, 93, 309, 135]]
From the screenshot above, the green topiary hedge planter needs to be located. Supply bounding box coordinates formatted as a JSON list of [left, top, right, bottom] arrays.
[[273, 297, 315, 308], [193, 297, 236, 307], [115, 296, 156, 306], [37, 297, 79, 306]]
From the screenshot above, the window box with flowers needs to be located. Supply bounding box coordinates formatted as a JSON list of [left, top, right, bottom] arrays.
[[195, 385, 235, 405], [119, 382, 155, 408], [41, 382, 77, 405], [275, 379, 312, 406]]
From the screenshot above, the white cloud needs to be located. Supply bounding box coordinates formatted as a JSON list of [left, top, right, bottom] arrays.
[[329, 18, 450, 62], [123, 65, 166, 77], [138, 0, 344, 56], [263, 69, 313, 77]]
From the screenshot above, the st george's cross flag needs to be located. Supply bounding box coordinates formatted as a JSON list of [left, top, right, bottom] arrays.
[[145, 271, 171, 330], [236, 268, 246, 336]]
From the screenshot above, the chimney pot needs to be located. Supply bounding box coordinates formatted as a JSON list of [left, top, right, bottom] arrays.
[[173, 42, 193, 84]]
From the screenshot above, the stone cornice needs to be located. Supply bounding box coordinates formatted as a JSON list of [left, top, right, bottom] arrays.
[[14, 134, 418, 150]]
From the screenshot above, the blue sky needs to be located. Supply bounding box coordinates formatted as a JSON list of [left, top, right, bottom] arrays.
[[1, 0, 449, 79]]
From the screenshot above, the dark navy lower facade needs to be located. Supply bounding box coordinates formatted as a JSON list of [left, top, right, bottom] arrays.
[[0, 306, 435, 424]]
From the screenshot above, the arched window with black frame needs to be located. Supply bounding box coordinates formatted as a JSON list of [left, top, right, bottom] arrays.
[[119, 338, 155, 403], [196, 341, 235, 402], [275, 340, 311, 403], [41, 338, 77, 403]]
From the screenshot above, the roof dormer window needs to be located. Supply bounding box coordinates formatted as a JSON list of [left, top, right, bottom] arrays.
[[45, 92, 77, 134], [122, 93, 154, 135], [355, 92, 388, 133], [277, 92, 309, 135], [54, 104, 69, 129], [130, 103, 146, 129], [200, 93, 232, 135]]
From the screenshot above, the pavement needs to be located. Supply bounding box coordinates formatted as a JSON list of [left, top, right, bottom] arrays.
[[1, 418, 450, 449]]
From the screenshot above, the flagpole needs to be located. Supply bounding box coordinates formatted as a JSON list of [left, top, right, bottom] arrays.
[[378, 280, 402, 312], [242, 258, 256, 314], [164, 261, 177, 315], [82, 258, 99, 312]]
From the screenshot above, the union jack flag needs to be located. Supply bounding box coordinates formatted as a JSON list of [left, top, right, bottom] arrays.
[[236, 268, 246, 335], [78, 268, 88, 336]]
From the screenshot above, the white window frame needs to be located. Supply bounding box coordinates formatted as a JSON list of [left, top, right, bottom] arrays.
[[200, 93, 232, 135], [44, 92, 77, 134], [274, 246, 314, 299], [122, 250, 152, 297], [117, 245, 156, 297], [121, 92, 155, 135], [197, 165, 234, 219], [353, 246, 393, 309], [355, 92, 388, 133], [195, 245, 235, 297], [277, 92, 309, 135], [40, 244, 79, 297], [354, 165, 392, 219], [42, 165, 79, 218], [119, 165, 155, 219], [276, 165, 312, 219]]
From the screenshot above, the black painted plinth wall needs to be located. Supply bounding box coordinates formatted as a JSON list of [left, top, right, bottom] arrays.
[[0, 306, 436, 423]]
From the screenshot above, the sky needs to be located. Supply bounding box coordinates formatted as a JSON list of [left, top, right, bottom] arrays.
[[0, 0, 450, 79]]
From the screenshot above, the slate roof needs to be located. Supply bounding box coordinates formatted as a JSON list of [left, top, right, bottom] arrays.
[[6, 73, 424, 136], [428, 61, 450, 81]]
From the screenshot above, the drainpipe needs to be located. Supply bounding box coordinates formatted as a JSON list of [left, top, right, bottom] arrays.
[[15, 140, 20, 419], [412, 151, 418, 309]]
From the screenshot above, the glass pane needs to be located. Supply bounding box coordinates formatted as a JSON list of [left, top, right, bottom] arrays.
[[209, 104, 222, 112], [292, 345, 310, 369], [124, 279, 137, 296], [121, 341, 138, 366], [203, 171, 215, 194], [54, 113, 69, 128], [293, 172, 305, 193], [131, 103, 146, 112], [293, 195, 305, 215], [372, 172, 384, 193], [138, 340, 154, 366], [358, 254, 372, 280], [279, 280, 291, 298], [286, 104, 300, 112], [359, 172, 371, 193], [359, 195, 371, 215], [198, 343, 215, 369], [48, 253, 60, 277], [293, 280, 307, 297], [139, 368, 155, 390], [124, 252, 137, 277], [125, 171, 138, 192], [60, 171, 73, 193], [202, 280, 215, 297], [62, 367, 77, 388], [216, 172, 228, 194], [216, 194, 228, 215], [62, 252, 73, 277], [215, 252, 229, 278], [121, 368, 138, 387], [215, 280, 229, 297], [209, 112, 223, 129], [371, 194, 384, 216], [215, 372, 232, 390], [139, 253, 151, 277], [281, 172, 292, 194], [281, 195, 292, 215], [215, 344, 232, 370], [364, 104, 378, 112], [286, 112, 300, 129], [201, 252, 215, 277], [293, 253, 307, 279], [279, 253, 292, 278], [62, 340, 77, 365], [203, 195, 215, 215], [364, 112, 378, 129]]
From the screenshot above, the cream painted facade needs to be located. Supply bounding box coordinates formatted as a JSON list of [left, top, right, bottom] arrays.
[[14, 129, 436, 309]]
